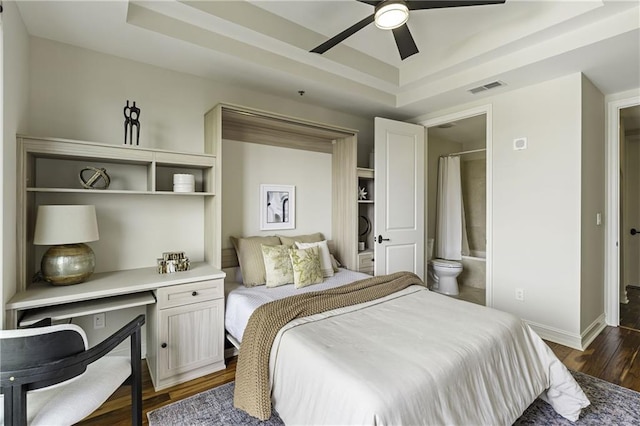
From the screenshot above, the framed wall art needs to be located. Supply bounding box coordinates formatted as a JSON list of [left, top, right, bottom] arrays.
[[260, 184, 295, 230]]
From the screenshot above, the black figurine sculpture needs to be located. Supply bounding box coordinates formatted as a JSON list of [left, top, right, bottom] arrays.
[[123, 100, 141, 145]]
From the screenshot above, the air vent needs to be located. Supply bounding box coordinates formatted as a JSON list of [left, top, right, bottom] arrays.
[[468, 80, 506, 95]]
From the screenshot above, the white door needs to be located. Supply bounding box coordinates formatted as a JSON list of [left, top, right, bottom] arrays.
[[374, 117, 425, 279]]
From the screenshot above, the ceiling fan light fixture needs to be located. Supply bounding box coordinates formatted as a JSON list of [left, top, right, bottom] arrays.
[[375, 1, 409, 30]]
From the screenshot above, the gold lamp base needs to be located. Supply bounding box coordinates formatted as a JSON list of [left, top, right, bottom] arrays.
[[41, 243, 96, 285]]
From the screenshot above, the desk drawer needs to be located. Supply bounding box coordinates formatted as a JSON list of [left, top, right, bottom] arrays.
[[157, 279, 223, 309]]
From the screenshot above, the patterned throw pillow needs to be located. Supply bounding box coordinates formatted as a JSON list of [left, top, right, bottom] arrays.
[[289, 246, 324, 289], [261, 245, 294, 288], [295, 240, 334, 278]]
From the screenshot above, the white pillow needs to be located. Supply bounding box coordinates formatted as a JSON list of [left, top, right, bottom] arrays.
[[295, 240, 334, 278]]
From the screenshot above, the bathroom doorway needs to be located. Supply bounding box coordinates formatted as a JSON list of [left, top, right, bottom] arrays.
[[619, 104, 640, 331], [423, 107, 490, 306]]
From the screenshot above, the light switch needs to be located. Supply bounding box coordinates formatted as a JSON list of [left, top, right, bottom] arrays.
[[596, 213, 602, 226]]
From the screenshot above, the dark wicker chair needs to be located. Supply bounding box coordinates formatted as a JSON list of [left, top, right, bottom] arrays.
[[1, 314, 145, 425]]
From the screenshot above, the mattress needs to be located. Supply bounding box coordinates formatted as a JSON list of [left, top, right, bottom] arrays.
[[225, 268, 370, 343], [267, 285, 590, 425]]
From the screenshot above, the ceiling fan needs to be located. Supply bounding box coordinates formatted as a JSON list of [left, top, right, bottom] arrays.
[[310, 0, 506, 60]]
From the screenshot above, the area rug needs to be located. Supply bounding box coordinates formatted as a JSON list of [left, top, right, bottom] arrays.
[[148, 371, 640, 425]]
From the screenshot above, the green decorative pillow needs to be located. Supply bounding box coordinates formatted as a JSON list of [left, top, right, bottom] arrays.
[[261, 244, 294, 288], [278, 232, 324, 247], [295, 240, 334, 278], [230, 235, 282, 287], [289, 246, 324, 289]]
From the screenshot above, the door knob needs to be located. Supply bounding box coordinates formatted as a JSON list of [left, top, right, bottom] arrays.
[[161, 343, 167, 348], [377, 235, 390, 244], [631, 228, 639, 236]]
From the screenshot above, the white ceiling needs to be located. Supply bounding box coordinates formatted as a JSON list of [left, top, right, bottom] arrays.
[[15, 0, 640, 120]]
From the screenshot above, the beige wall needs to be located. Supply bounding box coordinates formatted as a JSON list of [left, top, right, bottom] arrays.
[[461, 157, 486, 253], [417, 73, 604, 347], [5, 33, 372, 340], [580, 75, 606, 331], [2, 2, 29, 329], [492, 74, 583, 336], [221, 140, 332, 248]]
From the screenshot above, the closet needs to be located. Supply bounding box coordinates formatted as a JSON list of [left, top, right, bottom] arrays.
[[205, 104, 359, 270]]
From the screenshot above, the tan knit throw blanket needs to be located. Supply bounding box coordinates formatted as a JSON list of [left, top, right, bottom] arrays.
[[233, 271, 425, 420]]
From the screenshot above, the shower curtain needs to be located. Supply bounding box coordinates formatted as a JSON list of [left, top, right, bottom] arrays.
[[435, 156, 469, 260]]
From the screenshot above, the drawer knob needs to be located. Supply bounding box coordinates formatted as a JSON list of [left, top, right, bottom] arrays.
[[192, 291, 198, 296], [161, 343, 167, 349]]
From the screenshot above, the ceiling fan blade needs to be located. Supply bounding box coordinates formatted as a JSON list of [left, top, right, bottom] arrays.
[[311, 14, 375, 55], [407, 0, 506, 11], [392, 24, 419, 60], [356, 0, 381, 5]]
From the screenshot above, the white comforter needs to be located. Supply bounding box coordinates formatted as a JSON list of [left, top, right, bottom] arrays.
[[269, 285, 589, 425], [225, 268, 370, 343]]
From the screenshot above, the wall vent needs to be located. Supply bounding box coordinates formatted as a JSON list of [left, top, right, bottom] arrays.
[[468, 80, 506, 95]]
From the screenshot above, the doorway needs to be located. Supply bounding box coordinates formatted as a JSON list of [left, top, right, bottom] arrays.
[[606, 94, 640, 329], [619, 104, 640, 331], [421, 105, 493, 307]]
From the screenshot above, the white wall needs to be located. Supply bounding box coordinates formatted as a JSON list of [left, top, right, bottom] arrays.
[[7, 35, 372, 342], [28, 37, 372, 154], [221, 140, 332, 247], [492, 74, 583, 337], [416, 73, 595, 346], [580, 75, 605, 331], [2, 1, 29, 329]]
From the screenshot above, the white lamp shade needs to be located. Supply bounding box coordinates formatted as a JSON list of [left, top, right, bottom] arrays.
[[34, 205, 99, 245]]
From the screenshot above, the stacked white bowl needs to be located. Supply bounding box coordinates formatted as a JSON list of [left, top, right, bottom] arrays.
[[173, 174, 195, 193]]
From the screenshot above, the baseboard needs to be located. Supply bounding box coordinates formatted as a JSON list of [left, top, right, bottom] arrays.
[[525, 320, 583, 350], [525, 314, 606, 351], [580, 314, 607, 350]]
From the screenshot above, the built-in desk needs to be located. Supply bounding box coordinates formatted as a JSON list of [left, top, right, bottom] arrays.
[[5, 262, 227, 391]]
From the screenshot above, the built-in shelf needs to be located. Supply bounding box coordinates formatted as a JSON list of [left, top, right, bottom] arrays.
[[26, 188, 215, 196], [16, 135, 220, 295], [357, 167, 374, 179]]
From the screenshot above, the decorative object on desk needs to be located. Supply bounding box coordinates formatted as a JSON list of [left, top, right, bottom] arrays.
[[157, 251, 190, 274], [260, 184, 295, 231], [79, 166, 111, 190], [33, 205, 99, 286], [123, 100, 141, 145], [358, 186, 367, 200], [173, 173, 195, 193]]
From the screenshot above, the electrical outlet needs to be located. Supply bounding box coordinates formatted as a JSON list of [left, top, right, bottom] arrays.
[[93, 313, 106, 329], [515, 288, 524, 302]]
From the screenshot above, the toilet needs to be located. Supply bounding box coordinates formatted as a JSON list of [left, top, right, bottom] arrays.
[[427, 239, 463, 295]]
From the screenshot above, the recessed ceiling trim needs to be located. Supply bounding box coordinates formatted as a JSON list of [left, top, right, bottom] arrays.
[[126, 3, 397, 106], [178, 0, 399, 85]]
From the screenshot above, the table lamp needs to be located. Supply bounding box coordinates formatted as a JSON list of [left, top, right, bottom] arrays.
[[33, 205, 99, 285]]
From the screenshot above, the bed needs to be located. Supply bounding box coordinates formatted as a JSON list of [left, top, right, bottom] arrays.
[[225, 268, 590, 425]]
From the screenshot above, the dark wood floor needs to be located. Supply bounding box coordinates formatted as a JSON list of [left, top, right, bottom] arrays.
[[621, 286, 640, 330], [78, 326, 640, 425]]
